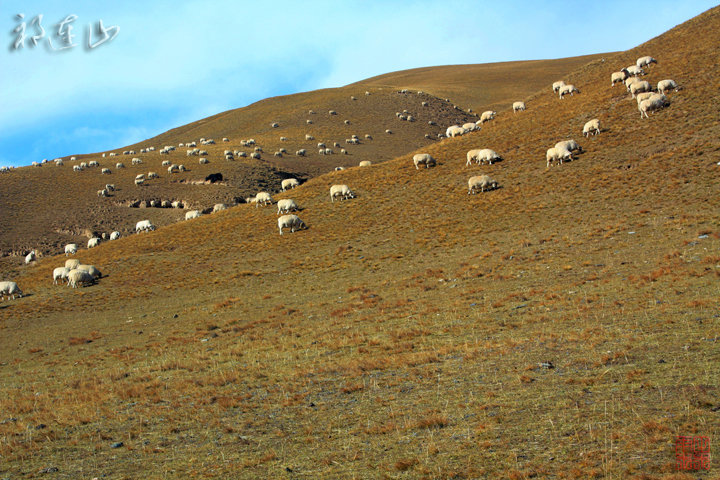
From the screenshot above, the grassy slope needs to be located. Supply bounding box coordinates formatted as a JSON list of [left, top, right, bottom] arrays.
[[1, 7, 720, 479]]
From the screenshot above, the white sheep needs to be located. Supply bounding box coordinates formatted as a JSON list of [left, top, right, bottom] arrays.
[[135, 220, 155, 233], [65, 258, 80, 270], [480, 111, 496, 123], [278, 214, 306, 235], [359, 160, 372, 167], [639, 94, 669, 119], [148, 172, 159, 179], [413, 153, 436, 169], [330, 184, 354, 202], [110, 231, 120, 240], [636, 56, 657, 68], [168, 165, 179, 173], [75, 264, 102, 279], [88, 161, 99, 167], [53, 267, 70, 285], [97, 188, 109, 197], [513, 101, 526, 113], [199, 158, 209, 164], [0, 281, 23, 300], [555, 139, 582, 154], [611, 68, 630, 86], [546, 146, 572, 167], [132, 158, 143, 165], [446, 125, 465, 137], [25, 250, 36, 264], [625, 76, 640, 91], [185, 210, 202, 220], [255, 192, 273, 208], [87, 237, 100, 248], [385, 129, 392, 134], [296, 149, 306, 156], [281, 178, 300, 191], [626, 65, 644, 76], [334, 166, 345, 171], [213, 204, 226, 213], [559, 84, 579, 98], [462, 122, 477, 132], [65, 243, 78, 256], [101, 168, 111, 174], [552, 80, 566, 93], [657, 79, 678, 95], [630, 80, 651, 98], [583, 119, 600, 137], [277, 198, 298, 215], [67, 269, 94, 288], [467, 175, 498, 194], [466, 149, 501, 166], [635, 91, 655, 106]]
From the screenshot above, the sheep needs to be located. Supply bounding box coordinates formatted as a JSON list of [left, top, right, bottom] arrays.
[[480, 111, 496, 123], [88, 160, 99, 167], [446, 125, 465, 137], [67, 269, 94, 288], [359, 160, 371, 167], [555, 139, 582, 154], [413, 153, 436, 169], [636, 56, 657, 68], [73, 165, 83, 172], [334, 166, 345, 171], [65, 243, 78, 256], [463, 122, 477, 132], [385, 129, 392, 134], [55, 159, 63, 166], [630, 80, 651, 98], [25, 250, 36, 264], [324, 148, 333, 155], [318, 149, 325, 155], [250, 152, 261, 159], [65, 258, 80, 270], [305, 134, 314, 140], [329, 110, 337, 115], [626, 65, 644, 76], [0, 281, 23, 300], [110, 231, 120, 240], [87, 237, 100, 248], [168, 165, 179, 173], [330, 184, 354, 202], [296, 149, 306, 156], [278, 214, 306, 235], [135, 220, 155, 232], [255, 192, 273, 208], [281, 178, 300, 191], [559, 84, 579, 98], [467, 175, 498, 194], [135, 178, 145, 186], [306, 119, 313, 124], [635, 91, 655, 106], [75, 264, 102, 279], [625, 76, 640, 91], [657, 79, 678, 94], [171, 200, 183, 208], [148, 172, 159, 179], [639, 94, 669, 119], [277, 198, 298, 215], [512, 101, 526, 113], [583, 119, 600, 137], [333, 142, 341, 148], [185, 210, 202, 220], [199, 158, 209, 164], [101, 168, 111, 174], [466, 149, 501, 166], [552, 80, 566, 93], [97, 188, 109, 197], [213, 204, 226, 213], [132, 158, 143, 165], [53, 267, 70, 285], [162, 160, 171, 166], [365, 134, 372, 139], [199, 150, 208, 156], [344, 120, 351, 125], [546, 146, 572, 167], [611, 68, 630, 86], [340, 148, 347, 154], [32, 161, 41, 167]]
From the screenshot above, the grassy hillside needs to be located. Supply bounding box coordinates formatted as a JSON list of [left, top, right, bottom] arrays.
[[1, 6, 719, 479]]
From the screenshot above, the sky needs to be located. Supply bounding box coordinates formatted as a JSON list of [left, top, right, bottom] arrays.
[[0, 0, 716, 168]]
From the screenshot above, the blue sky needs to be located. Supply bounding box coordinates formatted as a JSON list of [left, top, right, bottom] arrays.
[[0, 0, 716, 167]]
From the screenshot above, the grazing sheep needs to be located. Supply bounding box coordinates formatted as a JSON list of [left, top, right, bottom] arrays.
[[131, 158, 142, 165], [53, 267, 70, 285], [365, 134, 372, 140], [583, 119, 600, 137], [466, 149, 501, 166], [281, 178, 300, 191], [636, 56, 657, 68], [67, 269, 94, 288], [0, 281, 23, 300], [330, 184, 354, 202], [88, 160, 99, 167], [413, 153, 436, 169], [148, 172, 159, 179], [199, 158, 209, 164], [625, 76, 640, 91], [110, 231, 120, 240], [328, 110, 337, 115], [213, 204, 226, 213], [639, 94, 669, 119], [271, 122, 279, 128], [305, 134, 314, 141], [277, 198, 298, 215], [626, 65, 644, 76], [255, 192, 273, 208], [552, 80, 566, 93], [657, 79, 678, 94], [359, 160, 371, 167], [65, 243, 78, 256], [25, 250, 36, 264], [73, 165, 83, 172], [185, 210, 202, 220], [334, 166, 345, 171], [87, 237, 100, 248], [168, 164, 179, 173], [65, 259, 80, 270], [135, 220, 155, 233], [463, 122, 477, 132], [324, 148, 333, 155], [278, 214, 306, 235], [480, 111, 496, 123], [513, 101, 526, 113], [630, 80, 651, 98], [171, 200, 183, 208], [559, 84, 579, 98], [446, 125, 465, 137], [635, 91, 655, 106], [555, 139, 582, 154], [467, 175, 498, 194], [162, 160, 171, 166], [385, 129, 392, 134], [97, 188, 109, 197], [546, 146, 572, 167], [611, 68, 630, 86], [296, 149, 306, 156], [250, 152, 261, 159], [80, 162, 87, 168], [75, 264, 102, 279], [135, 178, 145, 186], [101, 168, 111, 174]]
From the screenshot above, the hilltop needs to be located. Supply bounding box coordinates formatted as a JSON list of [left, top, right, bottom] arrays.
[[0, 6, 719, 479]]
